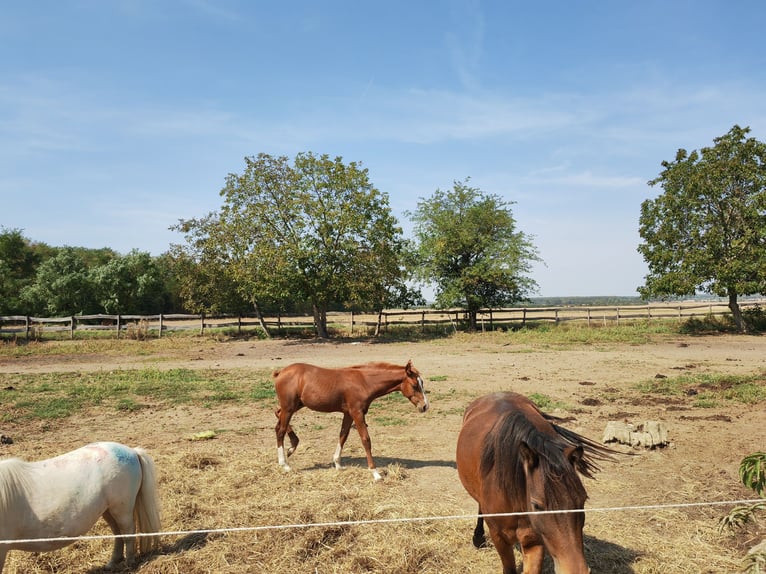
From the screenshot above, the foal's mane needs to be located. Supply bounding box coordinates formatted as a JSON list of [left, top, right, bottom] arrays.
[[480, 407, 615, 508], [0, 458, 33, 513]]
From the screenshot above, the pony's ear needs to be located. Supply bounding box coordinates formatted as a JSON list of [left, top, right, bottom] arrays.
[[564, 445, 584, 469], [405, 359, 413, 373], [519, 442, 538, 472]]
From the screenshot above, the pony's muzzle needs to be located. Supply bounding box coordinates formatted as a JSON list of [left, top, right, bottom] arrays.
[[417, 401, 429, 413]]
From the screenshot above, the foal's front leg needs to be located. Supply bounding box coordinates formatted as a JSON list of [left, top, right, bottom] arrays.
[[351, 411, 382, 481], [333, 412, 354, 470]]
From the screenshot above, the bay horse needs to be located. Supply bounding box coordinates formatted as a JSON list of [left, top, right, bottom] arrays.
[[0, 442, 161, 572], [456, 392, 615, 574], [273, 360, 428, 481]]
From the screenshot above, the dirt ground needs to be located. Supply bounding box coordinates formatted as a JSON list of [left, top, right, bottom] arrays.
[[1, 333, 765, 573]]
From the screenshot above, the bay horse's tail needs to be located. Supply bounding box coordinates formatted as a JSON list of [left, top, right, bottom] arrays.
[[134, 447, 162, 554]]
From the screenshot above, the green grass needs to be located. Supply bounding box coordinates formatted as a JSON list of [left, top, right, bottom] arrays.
[[0, 367, 274, 423], [635, 371, 766, 406], [527, 392, 570, 410]]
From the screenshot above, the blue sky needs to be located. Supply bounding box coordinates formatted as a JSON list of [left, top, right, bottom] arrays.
[[2, 1, 765, 297]]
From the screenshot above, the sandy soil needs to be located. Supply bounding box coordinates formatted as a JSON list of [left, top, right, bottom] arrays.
[[1, 333, 765, 573]]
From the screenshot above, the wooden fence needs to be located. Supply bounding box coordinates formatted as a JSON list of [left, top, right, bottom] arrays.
[[1, 299, 763, 339]]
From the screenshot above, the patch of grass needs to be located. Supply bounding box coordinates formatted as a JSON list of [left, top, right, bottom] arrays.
[[527, 392, 569, 410], [428, 375, 448, 382], [372, 415, 407, 426], [0, 367, 273, 423], [635, 371, 766, 404]]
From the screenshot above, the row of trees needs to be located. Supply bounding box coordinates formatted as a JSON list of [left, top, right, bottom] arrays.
[[2, 125, 764, 336], [0, 232, 177, 317], [1, 155, 541, 336], [168, 153, 539, 337]]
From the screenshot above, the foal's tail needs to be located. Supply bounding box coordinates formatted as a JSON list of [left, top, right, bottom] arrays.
[[134, 447, 162, 555]]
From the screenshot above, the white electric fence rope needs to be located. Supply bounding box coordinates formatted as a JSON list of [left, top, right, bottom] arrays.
[[1, 498, 762, 547]]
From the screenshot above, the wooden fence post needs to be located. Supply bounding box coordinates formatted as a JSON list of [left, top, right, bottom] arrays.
[[159, 314, 164, 338], [587, 308, 591, 328], [200, 313, 205, 335], [70, 316, 75, 340], [350, 311, 354, 335]]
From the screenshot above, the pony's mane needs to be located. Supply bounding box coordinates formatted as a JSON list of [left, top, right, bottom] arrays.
[[480, 409, 611, 508], [0, 458, 34, 513]]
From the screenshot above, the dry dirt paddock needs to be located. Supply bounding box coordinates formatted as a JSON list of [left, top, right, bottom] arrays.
[[1, 332, 765, 573]]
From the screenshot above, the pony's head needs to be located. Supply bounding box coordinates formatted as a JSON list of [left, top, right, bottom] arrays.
[[401, 360, 429, 413]]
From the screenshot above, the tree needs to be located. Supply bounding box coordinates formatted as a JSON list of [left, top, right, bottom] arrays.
[[638, 125, 766, 332], [407, 179, 540, 330], [0, 228, 41, 314], [89, 250, 169, 314], [20, 247, 98, 316], [172, 152, 411, 338], [168, 213, 255, 317]]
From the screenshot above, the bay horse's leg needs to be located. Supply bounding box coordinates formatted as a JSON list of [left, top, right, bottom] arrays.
[[487, 522, 518, 574], [275, 407, 297, 472], [472, 509, 488, 548], [351, 411, 382, 481], [333, 413, 354, 470], [519, 536, 545, 574]]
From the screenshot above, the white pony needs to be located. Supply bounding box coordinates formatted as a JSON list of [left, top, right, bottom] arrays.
[[0, 442, 161, 571]]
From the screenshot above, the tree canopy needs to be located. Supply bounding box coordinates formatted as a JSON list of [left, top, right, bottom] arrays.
[[638, 125, 766, 332], [407, 179, 540, 330], [171, 152, 416, 338]]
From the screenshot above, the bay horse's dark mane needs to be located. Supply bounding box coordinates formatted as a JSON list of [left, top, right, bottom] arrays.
[[480, 408, 616, 509]]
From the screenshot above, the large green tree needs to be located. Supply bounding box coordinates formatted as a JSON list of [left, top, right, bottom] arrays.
[[407, 179, 540, 330], [172, 152, 412, 338], [89, 250, 169, 314], [0, 228, 41, 314], [20, 247, 98, 316], [638, 125, 766, 332]]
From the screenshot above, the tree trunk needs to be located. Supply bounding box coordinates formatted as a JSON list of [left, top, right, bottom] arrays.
[[252, 300, 272, 338], [728, 289, 747, 333], [313, 303, 330, 339], [374, 309, 383, 337], [467, 309, 478, 331]]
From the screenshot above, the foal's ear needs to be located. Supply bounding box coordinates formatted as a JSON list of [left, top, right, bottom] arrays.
[[405, 359, 413, 373], [519, 442, 539, 471], [564, 445, 584, 469]]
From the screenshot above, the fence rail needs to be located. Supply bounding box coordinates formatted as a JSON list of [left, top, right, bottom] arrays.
[[1, 299, 763, 339]]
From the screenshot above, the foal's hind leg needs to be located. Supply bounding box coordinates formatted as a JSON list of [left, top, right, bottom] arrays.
[[275, 407, 299, 471], [333, 413, 354, 470]]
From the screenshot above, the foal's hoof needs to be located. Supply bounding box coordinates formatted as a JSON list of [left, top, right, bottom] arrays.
[[371, 469, 383, 481], [280, 464, 292, 472]]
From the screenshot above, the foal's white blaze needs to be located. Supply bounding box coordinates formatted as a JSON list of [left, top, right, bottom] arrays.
[[277, 446, 291, 471], [418, 376, 429, 410]]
